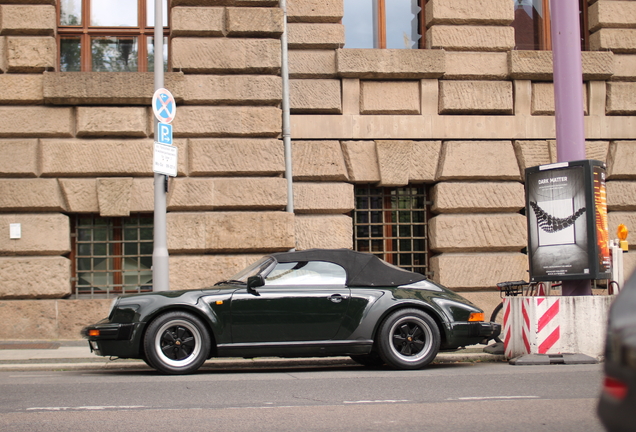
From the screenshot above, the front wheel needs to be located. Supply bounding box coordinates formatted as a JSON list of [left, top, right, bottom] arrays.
[[144, 311, 211, 375], [376, 309, 440, 370]]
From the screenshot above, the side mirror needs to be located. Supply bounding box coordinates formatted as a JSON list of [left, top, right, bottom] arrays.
[[247, 274, 265, 295]]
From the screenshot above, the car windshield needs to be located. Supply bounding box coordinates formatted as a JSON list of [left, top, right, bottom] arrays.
[[225, 256, 276, 283]]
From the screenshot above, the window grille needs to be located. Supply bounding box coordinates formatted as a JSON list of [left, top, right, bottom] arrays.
[[72, 214, 153, 298], [353, 185, 429, 275]]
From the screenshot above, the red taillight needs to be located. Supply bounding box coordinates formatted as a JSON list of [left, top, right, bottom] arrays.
[[88, 329, 100, 337], [603, 376, 628, 400]]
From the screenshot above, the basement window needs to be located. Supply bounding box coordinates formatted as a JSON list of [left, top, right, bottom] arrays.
[[71, 214, 153, 298], [353, 185, 429, 275]]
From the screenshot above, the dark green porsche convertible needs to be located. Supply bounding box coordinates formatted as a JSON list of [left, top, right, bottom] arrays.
[[83, 249, 500, 374]]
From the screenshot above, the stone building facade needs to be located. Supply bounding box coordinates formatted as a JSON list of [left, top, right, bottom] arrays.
[[0, 0, 635, 340]]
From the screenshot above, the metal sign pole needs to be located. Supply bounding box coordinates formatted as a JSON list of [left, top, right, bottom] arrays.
[[152, 0, 169, 292]]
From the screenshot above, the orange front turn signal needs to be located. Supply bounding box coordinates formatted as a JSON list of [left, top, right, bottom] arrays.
[[468, 312, 485, 322], [88, 329, 100, 337]]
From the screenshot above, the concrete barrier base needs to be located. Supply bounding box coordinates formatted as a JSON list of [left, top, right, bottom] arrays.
[[509, 353, 598, 365], [503, 295, 614, 359]]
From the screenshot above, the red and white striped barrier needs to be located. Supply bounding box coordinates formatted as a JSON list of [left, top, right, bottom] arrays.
[[502, 298, 513, 358], [535, 297, 561, 354], [503, 295, 612, 359], [521, 298, 531, 354], [504, 297, 561, 357]]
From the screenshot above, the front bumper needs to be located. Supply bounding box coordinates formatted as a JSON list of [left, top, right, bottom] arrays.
[[82, 319, 140, 358]]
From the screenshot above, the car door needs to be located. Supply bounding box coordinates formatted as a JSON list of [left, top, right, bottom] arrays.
[[230, 260, 351, 343]]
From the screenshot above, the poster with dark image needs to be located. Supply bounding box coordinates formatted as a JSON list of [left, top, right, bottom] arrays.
[[526, 160, 611, 282]]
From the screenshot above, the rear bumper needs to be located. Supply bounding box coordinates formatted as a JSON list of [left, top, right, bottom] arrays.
[[598, 352, 636, 432], [474, 321, 501, 339], [444, 321, 501, 349], [598, 392, 636, 432]]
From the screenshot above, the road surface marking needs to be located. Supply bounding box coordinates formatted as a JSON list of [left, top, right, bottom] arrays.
[[27, 406, 147, 411], [344, 400, 410, 404], [448, 396, 540, 401]]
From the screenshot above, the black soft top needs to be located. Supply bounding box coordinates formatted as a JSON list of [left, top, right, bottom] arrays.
[[271, 249, 426, 287]]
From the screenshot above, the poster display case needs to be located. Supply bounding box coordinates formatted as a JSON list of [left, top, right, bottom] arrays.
[[525, 160, 611, 282]]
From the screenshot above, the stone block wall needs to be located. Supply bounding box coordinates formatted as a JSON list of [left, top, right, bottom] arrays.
[[0, 123, 73, 303], [589, 0, 636, 53], [1, 0, 636, 338], [425, 0, 514, 51], [287, 0, 343, 119]]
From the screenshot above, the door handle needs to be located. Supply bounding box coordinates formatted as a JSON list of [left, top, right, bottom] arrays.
[[329, 294, 348, 303]]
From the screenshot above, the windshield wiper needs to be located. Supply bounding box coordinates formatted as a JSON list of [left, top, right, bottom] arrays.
[[214, 279, 246, 286]]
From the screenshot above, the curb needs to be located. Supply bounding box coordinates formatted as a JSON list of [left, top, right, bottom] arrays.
[[0, 352, 506, 372]]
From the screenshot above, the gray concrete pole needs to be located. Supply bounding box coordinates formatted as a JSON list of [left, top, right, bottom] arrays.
[[152, 0, 169, 292], [552, 0, 586, 162], [280, 0, 295, 252], [280, 0, 293, 215], [551, 0, 591, 296]]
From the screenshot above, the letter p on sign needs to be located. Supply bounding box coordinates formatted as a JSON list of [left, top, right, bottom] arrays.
[[158, 122, 172, 145]]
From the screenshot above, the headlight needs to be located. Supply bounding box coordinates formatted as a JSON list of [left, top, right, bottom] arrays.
[[108, 297, 120, 319]]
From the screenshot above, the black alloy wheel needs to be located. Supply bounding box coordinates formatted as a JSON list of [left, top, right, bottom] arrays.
[[144, 311, 211, 375], [377, 308, 440, 370]]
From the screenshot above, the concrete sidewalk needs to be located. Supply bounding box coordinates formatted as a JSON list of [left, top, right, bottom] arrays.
[[0, 341, 506, 372]]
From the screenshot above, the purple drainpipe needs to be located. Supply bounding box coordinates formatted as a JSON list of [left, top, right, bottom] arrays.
[[551, 0, 591, 296]]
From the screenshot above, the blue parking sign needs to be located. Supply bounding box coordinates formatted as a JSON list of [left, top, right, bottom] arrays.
[[158, 122, 172, 145]]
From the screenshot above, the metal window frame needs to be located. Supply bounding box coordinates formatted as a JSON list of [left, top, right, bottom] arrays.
[[512, 0, 589, 51], [353, 185, 429, 276], [71, 214, 154, 299], [57, 0, 169, 72], [367, 0, 426, 49]]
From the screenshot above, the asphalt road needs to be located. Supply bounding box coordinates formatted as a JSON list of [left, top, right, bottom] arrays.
[[0, 361, 606, 432]]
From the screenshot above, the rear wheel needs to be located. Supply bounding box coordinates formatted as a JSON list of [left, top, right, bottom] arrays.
[[377, 309, 440, 370], [350, 351, 385, 368], [140, 353, 153, 368], [144, 311, 210, 375], [490, 303, 504, 344]]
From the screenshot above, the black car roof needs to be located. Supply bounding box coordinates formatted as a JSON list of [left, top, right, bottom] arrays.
[[270, 249, 427, 287]]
